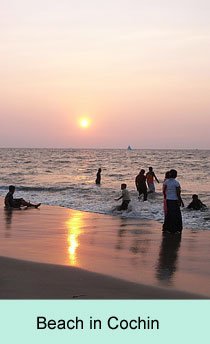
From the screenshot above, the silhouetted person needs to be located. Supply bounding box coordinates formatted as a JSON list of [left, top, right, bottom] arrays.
[[95, 168, 102, 185], [4, 185, 41, 209], [163, 171, 171, 217], [135, 169, 147, 201], [146, 166, 159, 193], [187, 194, 207, 210], [115, 183, 131, 210], [163, 170, 184, 218], [162, 169, 183, 233]]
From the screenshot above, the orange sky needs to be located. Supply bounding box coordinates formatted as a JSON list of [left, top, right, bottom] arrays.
[[1, 0, 210, 148]]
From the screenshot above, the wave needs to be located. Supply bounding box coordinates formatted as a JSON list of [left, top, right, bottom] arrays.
[[8, 171, 37, 176], [54, 160, 70, 163], [0, 185, 74, 192], [0, 184, 209, 230]]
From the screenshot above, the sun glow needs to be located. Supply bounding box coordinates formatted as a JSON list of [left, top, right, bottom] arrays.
[[79, 118, 90, 129]]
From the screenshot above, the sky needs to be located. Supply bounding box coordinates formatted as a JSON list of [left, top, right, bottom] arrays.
[[0, 0, 210, 149]]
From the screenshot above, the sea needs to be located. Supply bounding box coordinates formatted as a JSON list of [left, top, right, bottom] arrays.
[[0, 148, 209, 230]]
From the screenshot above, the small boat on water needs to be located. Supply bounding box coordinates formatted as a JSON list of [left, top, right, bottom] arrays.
[[127, 145, 132, 150]]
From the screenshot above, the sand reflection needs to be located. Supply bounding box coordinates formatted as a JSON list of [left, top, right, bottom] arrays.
[[66, 211, 84, 266], [155, 233, 182, 286]]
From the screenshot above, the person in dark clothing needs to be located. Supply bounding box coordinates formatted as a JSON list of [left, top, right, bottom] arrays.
[[4, 185, 41, 209], [95, 168, 102, 185], [162, 169, 183, 234], [163, 171, 171, 217], [135, 169, 147, 201], [187, 194, 207, 210]]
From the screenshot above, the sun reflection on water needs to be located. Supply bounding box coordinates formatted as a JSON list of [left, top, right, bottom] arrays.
[[66, 211, 84, 266]]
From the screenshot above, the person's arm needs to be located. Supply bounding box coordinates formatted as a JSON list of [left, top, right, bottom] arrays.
[[115, 190, 123, 201], [4, 196, 10, 208], [187, 202, 192, 209], [176, 186, 183, 206], [163, 184, 167, 198], [135, 177, 138, 189], [180, 197, 185, 207], [154, 172, 159, 183], [7, 194, 15, 207], [200, 200, 207, 208], [115, 195, 122, 201]]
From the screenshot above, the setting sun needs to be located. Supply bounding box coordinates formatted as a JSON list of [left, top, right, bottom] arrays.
[[79, 118, 90, 129]]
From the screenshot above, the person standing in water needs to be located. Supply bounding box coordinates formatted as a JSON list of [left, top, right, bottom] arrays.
[[95, 168, 102, 185], [146, 166, 159, 193], [135, 169, 147, 201], [163, 171, 171, 217], [162, 169, 183, 234]]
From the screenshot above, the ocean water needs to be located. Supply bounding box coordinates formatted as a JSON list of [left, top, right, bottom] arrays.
[[0, 148, 209, 230]]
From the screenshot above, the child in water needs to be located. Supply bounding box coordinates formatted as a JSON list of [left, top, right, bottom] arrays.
[[187, 194, 207, 210], [115, 183, 131, 211]]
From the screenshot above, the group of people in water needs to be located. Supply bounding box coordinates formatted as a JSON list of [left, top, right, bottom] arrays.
[[96, 166, 207, 235], [4, 166, 207, 236]]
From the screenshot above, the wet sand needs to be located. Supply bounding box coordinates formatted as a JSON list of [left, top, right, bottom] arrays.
[[0, 197, 210, 299], [0, 256, 202, 299]]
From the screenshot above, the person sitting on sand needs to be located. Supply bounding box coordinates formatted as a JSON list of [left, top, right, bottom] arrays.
[[115, 183, 130, 211], [95, 168, 102, 185], [187, 194, 207, 211], [4, 185, 41, 209]]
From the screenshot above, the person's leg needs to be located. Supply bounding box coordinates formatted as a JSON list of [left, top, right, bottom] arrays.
[[143, 188, 147, 201], [172, 202, 182, 232], [138, 189, 142, 200], [147, 183, 152, 194], [121, 200, 129, 210], [20, 198, 41, 208], [165, 200, 182, 233], [148, 183, 155, 193]]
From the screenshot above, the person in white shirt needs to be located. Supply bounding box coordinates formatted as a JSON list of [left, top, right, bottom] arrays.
[[115, 183, 131, 210], [162, 169, 183, 234]]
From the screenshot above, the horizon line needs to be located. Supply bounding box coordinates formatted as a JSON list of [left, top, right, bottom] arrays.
[[0, 146, 209, 151]]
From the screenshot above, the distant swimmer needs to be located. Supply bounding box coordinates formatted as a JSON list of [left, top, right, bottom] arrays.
[[135, 169, 147, 201], [146, 167, 159, 193], [4, 185, 41, 209], [95, 168, 102, 185], [187, 194, 207, 211], [115, 183, 131, 211]]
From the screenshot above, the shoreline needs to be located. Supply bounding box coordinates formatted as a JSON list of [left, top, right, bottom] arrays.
[[0, 197, 210, 299], [0, 256, 204, 299]]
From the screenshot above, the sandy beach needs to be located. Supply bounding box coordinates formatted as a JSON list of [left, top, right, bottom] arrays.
[[0, 197, 210, 299]]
